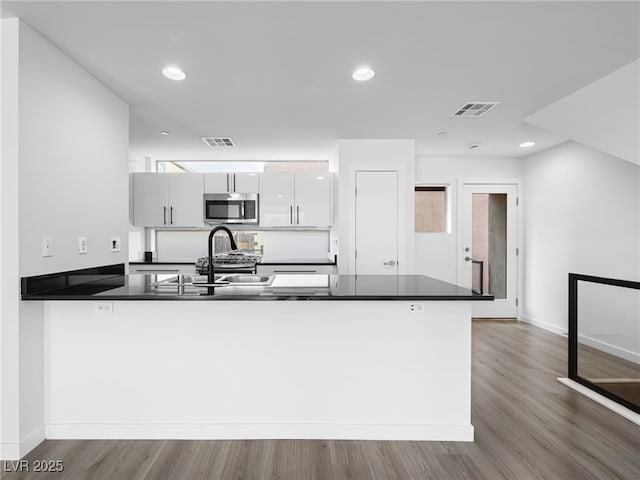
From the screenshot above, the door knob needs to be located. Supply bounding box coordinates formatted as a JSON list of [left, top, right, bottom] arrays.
[[383, 260, 396, 266]]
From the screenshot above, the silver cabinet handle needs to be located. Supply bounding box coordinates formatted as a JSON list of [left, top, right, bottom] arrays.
[[233, 174, 236, 192], [226, 173, 230, 192], [170, 206, 174, 225], [290, 205, 293, 224], [383, 260, 396, 266], [296, 205, 300, 225], [163, 206, 167, 225], [274, 270, 317, 273], [135, 269, 179, 273]]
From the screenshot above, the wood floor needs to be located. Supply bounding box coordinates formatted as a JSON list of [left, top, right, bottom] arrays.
[[4, 321, 639, 480], [578, 340, 640, 406]]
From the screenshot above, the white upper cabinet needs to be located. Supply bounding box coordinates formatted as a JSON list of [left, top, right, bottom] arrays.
[[203, 173, 228, 193], [259, 173, 295, 227], [168, 174, 205, 227], [132, 173, 204, 227], [259, 172, 332, 227], [132, 173, 169, 227], [204, 172, 259, 193], [294, 172, 332, 227], [234, 173, 260, 193]]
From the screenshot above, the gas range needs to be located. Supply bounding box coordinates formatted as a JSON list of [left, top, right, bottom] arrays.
[[195, 251, 262, 274]]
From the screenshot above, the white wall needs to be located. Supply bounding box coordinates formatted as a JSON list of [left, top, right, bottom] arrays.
[[19, 22, 129, 276], [337, 140, 415, 274], [0, 19, 129, 460], [0, 17, 22, 461], [414, 157, 522, 283], [521, 142, 640, 356]]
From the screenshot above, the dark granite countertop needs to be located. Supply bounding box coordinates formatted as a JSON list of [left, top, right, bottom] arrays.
[[21, 265, 492, 301]]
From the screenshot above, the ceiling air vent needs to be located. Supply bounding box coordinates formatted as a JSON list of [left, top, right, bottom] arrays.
[[202, 137, 235, 147], [452, 102, 500, 118]]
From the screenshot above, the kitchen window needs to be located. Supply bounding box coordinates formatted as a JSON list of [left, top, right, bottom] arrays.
[[415, 186, 449, 233]]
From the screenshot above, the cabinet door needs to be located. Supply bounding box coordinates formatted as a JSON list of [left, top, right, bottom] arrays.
[[294, 173, 332, 227], [132, 173, 169, 227], [259, 173, 295, 226], [256, 264, 336, 275], [204, 173, 230, 193], [129, 264, 196, 274], [232, 173, 260, 193], [168, 173, 204, 227]]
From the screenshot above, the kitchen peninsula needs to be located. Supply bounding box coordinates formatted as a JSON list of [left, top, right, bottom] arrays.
[[23, 265, 491, 442]]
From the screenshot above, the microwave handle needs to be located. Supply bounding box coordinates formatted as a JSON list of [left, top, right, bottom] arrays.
[[241, 202, 245, 218], [226, 174, 230, 193]]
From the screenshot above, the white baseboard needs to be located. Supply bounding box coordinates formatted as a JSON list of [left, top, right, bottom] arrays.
[[557, 378, 640, 425], [578, 334, 640, 365], [0, 427, 45, 460], [520, 314, 567, 336], [20, 426, 45, 457], [45, 422, 474, 442]]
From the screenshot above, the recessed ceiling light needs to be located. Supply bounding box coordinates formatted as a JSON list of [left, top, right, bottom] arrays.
[[160, 131, 171, 136], [352, 67, 375, 82], [162, 66, 186, 81], [519, 141, 536, 148]]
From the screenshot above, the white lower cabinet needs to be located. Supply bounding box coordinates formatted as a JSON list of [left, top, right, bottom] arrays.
[[256, 264, 336, 275], [129, 263, 196, 274]]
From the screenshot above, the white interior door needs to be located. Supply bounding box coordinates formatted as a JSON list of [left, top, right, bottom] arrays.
[[460, 184, 518, 318], [355, 171, 398, 274]]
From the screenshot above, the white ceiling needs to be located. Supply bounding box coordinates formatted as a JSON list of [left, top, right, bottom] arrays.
[[2, 1, 639, 161]]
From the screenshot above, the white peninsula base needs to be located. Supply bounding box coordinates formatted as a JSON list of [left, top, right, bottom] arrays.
[[44, 300, 473, 441]]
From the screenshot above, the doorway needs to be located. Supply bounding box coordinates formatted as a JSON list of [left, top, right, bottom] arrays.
[[460, 184, 518, 318]]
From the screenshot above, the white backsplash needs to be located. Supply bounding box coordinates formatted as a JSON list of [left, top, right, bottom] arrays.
[[261, 231, 330, 259], [155, 230, 330, 262]]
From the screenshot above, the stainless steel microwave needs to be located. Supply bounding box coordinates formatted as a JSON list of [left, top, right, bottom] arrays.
[[203, 193, 259, 225]]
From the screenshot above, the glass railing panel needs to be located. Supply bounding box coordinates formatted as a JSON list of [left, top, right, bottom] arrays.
[[570, 274, 640, 412]]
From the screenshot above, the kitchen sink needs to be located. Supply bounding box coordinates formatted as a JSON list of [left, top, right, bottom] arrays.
[[148, 273, 274, 289], [216, 274, 275, 286]]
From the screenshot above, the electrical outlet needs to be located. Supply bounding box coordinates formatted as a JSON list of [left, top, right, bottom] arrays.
[[41, 237, 53, 257], [409, 303, 424, 312], [110, 236, 121, 252], [78, 236, 88, 254], [94, 302, 113, 314]]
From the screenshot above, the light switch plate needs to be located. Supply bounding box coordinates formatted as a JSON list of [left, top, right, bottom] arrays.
[[110, 236, 121, 252], [41, 236, 53, 257], [78, 236, 88, 254]]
